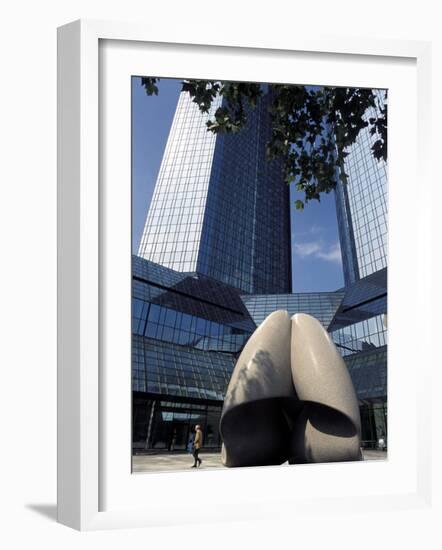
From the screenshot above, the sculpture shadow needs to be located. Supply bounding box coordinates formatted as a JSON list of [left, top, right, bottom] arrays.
[[221, 397, 360, 467], [299, 402, 358, 438], [288, 402, 360, 464], [221, 349, 300, 467], [221, 397, 303, 467]]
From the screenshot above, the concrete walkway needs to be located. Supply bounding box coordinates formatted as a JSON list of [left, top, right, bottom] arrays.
[[132, 449, 386, 473]]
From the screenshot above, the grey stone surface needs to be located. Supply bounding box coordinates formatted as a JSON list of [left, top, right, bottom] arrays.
[[220, 310, 362, 467], [220, 310, 297, 467], [289, 313, 362, 463], [132, 449, 385, 473]]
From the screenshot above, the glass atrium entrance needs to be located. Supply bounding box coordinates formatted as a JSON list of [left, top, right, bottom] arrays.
[[360, 400, 387, 449], [134, 394, 388, 454], [133, 393, 223, 453]]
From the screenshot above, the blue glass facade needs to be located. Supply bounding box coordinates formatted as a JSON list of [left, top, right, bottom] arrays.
[[345, 346, 387, 447], [329, 266, 387, 447], [138, 91, 222, 272], [334, 170, 360, 285], [132, 255, 255, 354], [132, 335, 235, 401], [138, 88, 291, 294], [328, 267, 387, 332], [335, 90, 388, 284], [196, 89, 291, 293], [241, 291, 344, 330], [132, 255, 256, 452], [330, 89, 388, 446]]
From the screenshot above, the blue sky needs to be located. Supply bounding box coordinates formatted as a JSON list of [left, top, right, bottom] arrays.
[[132, 77, 344, 293]]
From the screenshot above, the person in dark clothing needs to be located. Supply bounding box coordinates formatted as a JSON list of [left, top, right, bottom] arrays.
[[187, 433, 194, 454], [191, 425, 203, 468]]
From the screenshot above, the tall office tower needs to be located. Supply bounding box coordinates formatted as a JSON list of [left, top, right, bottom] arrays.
[[138, 86, 292, 294], [335, 89, 388, 285]]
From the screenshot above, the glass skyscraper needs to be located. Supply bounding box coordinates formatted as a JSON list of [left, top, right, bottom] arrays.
[[138, 91, 222, 273], [331, 88, 388, 444], [138, 87, 291, 294], [335, 90, 388, 285]]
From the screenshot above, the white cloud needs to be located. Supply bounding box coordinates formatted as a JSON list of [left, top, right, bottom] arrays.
[[316, 243, 342, 263], [294, 240, 342, 264], [295, 224, 323, 238], [294, 242, 322, 257], [309, 224, 323, 235]]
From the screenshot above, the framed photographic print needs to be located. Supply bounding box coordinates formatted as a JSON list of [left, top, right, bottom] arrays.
[[57, 19, 432, 530]]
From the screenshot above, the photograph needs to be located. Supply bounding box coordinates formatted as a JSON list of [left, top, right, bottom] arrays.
[[1, 0, 437, 540], [131, 76, 388, 473]]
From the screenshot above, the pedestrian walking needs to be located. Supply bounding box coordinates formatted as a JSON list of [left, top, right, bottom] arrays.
[[191, 424, 203, 468]]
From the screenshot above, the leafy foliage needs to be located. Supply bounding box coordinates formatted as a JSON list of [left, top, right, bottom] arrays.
[[142, 77, 387, 209]]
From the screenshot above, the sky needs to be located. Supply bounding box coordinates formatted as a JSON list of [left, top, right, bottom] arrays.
[[132, 77, 344, 293]]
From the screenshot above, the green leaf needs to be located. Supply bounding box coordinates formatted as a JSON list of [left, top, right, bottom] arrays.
[[143, 78, 387, 210]]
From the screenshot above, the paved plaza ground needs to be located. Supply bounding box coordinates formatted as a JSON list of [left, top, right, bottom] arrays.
[[132, 449, 386, 473]]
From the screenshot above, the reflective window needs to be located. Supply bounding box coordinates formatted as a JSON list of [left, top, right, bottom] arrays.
[[335, 89, 388, 282], [138, 88, 291, 294]]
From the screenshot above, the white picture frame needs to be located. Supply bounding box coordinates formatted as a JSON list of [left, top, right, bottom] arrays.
[[57, 19, 433, 531]]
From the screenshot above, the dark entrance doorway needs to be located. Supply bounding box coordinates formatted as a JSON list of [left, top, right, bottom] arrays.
[[132, 393, 223, 453]]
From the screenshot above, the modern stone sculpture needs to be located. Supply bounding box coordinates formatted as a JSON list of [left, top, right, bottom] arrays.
[[289, 313, 362, 463], [220, 310, 362, 467], [220, 310, 299, 467]]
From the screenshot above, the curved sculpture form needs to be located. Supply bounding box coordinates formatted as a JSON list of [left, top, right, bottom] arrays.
[[220, 311, 362, 467], [220, 310, 299, 467], [289, 313, 362, 464]]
